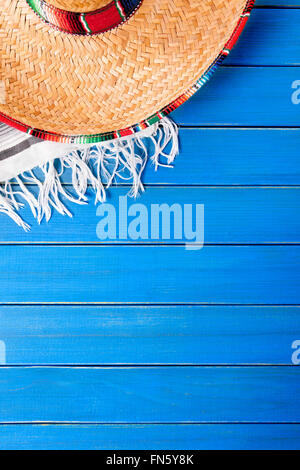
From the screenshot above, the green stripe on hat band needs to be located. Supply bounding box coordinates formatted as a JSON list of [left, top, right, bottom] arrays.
[[115, 0, 126, 20], [80, 14, 92, 34], [27, 0, 44, 17]]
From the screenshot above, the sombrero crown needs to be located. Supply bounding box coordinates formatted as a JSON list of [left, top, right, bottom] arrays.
[[0, 0, 254, 143]]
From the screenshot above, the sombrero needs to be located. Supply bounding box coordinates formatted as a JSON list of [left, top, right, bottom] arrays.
[[0, 0, 255, 229]]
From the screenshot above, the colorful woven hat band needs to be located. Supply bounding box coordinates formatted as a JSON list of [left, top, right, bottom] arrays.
[[26, 0, 143, 35]]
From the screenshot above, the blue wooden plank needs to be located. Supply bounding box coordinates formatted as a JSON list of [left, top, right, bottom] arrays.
[[172, 67, 300, 126], [0, 187, 299, 243], [0, 246, 299, 304], [0, 366, 298, 423], [0, 306, 299, 365], [60, 129, 300, 186], [227, 9, 300, 65], [136, 128, 300, 184], [0, 423, 299, 450], [256, 1, 300, 6], [8, 127, 300, 192]]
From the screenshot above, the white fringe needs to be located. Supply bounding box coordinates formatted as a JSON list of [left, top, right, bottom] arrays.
[[0, 118, 178, 231]]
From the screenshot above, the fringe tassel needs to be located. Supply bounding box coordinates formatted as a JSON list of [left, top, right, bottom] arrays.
[[0, 118, 179, 231]]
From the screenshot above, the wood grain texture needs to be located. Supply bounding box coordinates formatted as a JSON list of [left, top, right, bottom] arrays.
[[0, 246, 299, 304], [0, 187, 299, 243], [56, 129, 300, 186], [257, 2, 300, 5], [261, 3, 300, 4], [0, 366, 299, 423], [227, 9, 300, 65], [0, 424, 300, 450], [172, 67, 300, 126], [0, 306, 299, 365]]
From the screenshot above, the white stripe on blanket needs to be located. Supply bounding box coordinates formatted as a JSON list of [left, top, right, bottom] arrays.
[[0, 123, 87, 181]]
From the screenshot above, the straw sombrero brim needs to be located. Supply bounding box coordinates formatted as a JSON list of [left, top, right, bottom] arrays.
[[0, 0, 254, 144]]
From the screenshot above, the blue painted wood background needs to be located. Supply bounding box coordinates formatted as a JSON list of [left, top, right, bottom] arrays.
[[0, 0, 300, 450]]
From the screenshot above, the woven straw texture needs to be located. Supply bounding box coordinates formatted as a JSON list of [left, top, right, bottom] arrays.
[[0, 0, 247, 137]]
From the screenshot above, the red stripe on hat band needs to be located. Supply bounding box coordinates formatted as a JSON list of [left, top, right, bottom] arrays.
[[26, 0, 143, 35]]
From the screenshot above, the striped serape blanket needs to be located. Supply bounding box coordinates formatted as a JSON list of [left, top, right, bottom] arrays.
[[0, 119, 178, 230]]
